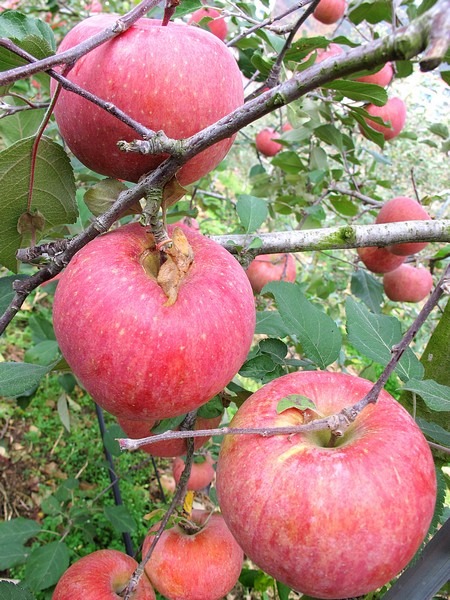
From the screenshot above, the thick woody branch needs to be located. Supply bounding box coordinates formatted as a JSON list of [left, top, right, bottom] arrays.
[[210, 220, 450, 255], [118, 0, 449, 159]]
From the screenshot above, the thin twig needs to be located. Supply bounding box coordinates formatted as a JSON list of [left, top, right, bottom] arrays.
[[227, 0, 314, 47], [122, 412, 197, 600]]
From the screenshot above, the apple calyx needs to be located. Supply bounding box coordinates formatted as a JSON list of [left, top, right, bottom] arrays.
[[139, 226, 195, 306], [177, 510, 214, 536], [157, 227, 195, 306]]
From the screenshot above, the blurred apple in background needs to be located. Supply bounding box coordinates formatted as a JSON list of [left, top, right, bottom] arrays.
[[172, 453, 216, 491], [383, 264, 433, 302], [361, 96, 407, 141], [313, 0, 346, 24], [255, 127, 283, 156], [376, 196, 432, 255], [188, 7, 228, 41], [246, 253, 297, 293]]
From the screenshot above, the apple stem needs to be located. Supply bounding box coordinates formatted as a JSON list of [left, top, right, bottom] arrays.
[[162, 0, 180, 26], [121, 411, 198, 600]]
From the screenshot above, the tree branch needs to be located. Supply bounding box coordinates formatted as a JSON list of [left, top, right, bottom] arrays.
[[210, 220, 450, 254], [122, 411, 197, 600]]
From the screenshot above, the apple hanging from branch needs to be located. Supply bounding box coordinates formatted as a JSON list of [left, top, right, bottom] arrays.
[[52, 14, 244, 185], [142, 510, 244, 600], [53, 223, 255, 421], [216, 371, 436, 599], [53, 549, 156, 599]]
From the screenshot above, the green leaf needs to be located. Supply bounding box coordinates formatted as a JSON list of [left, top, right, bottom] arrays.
[[28, 314, 56, 343], [0, 136, 77, 272], [271, 151, 303, 174], [323, 80, 388, 106], [54, 478, 79, 503], [329, 196, 358, 217], [197, 395, 224, 419], [104, 505, 136, 533], [264, 281, 342, 369], [348, 0, 391, 25], [239, 354, 277, 380], [350, 106, 386, 147], [24, 542, 70, 592], [0, 517, 41, 546], [416, 418, 450, 447], [151, 415, 186, 435], [0, 361, 51, 397], [441, 71, 450, 86], [57, 393, 71, 432], [103, 423, 125, 456], [0, 274, 28, 315], [0, 581, 36, 600], [0, 11, 55, 56], [429, 123, 449, 139], [258, 338, 288, 363], [255, 311, 290, 337], [314, 124, 343, 151], [174, 0, 203, 17], [345, 297, 424, 382], [0, 541, 30, 570], [0, 104, 47, 147], [236, 195, 268, 233], [24, 340, 60, 366], [83, 178, 128, 217], [276, 394, 318, 414], [351, 270, 384, 314], [402, 379, 450, 412], [276, 580, 292, 600]]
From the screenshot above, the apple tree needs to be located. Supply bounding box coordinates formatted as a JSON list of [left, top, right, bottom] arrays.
[[0, 0, 449, 598]]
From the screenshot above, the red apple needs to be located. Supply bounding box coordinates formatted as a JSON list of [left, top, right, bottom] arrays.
[[357, 246, 405, 274], [246, 253, 296, 293], [117, 414, 222, 457], [52, 15, 243, 185], [53, 549, 155, 599], [361, 96, 407, 141], [255, 128, 283, 157], [282, 122, 293, 132], [376, 196, 432, 256], [188, 7, 228, 41], [313, 0, 346, 24], [85, 0, 102, 12], [383, 264, 433, 302], [143, 509, 243, 600], [53, 222, 255, 421], [314, 42, 343, 63], [216, 371, 436, 599], [356, 62, 393, 87], [172, 453, 216, 490]]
